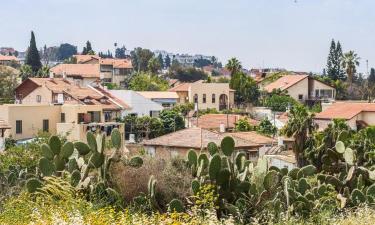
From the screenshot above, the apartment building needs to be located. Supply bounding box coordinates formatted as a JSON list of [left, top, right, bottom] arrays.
[[0, 104, 124, 142], [14, 78, 130, 121], [169, 80, 235, 111]]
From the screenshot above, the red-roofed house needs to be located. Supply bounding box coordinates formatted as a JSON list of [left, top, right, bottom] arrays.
[[189, 114, 259, 131], [263, 75, 335, 103], [0, 55, 19, 66], [314, 102, 375, 130]]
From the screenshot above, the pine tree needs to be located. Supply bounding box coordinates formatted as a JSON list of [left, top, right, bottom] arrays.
[[82, 41, 93, 55], [157, 53, 164, 69], [26, 31, 42, 74], [326, 39, 336, 80], [335, 41, 346, 80], [165, 55, 171, 68]]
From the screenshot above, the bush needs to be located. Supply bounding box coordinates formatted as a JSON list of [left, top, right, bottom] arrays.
[[264, 93, 298, 112]]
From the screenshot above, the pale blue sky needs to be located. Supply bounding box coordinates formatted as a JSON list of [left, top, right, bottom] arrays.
[[0, 0, 374, 73]]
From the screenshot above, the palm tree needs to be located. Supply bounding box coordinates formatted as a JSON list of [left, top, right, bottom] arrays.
[[341, 51, 360, 94], [281, 105, 315, 167], [225, 57, 242, 77]]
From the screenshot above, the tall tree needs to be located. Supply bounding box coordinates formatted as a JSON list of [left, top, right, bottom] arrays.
[[147, 56, 162, 74], [130, 47, 154, 72], [326, 39, 345, 81], [341, 50, 360, 93], [164, 55, 171, 68], [115, 46, 127, 58], [57, 43, 77, 60], [26, 31, 42, 74], [225, 57, 242, 77], [82, 41, 93, 55], [230, 72, 260, 106], [281, 105, 315, 167], [157, 53, 164, 69], [368, 68, 375, 86]]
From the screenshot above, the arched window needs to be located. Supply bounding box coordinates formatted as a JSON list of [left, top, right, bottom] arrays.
[[194, 94, 198, 103], [203, 94, 206, 103], [212, 94, 216, 103]]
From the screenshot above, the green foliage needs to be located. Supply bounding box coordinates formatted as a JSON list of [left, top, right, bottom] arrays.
[[0, 66, 18, 103], [220, 136, 235, 156], [235, 118, 254, 131], [159, 109, 185, 134], [131, 47, 154, 72], [168, 199, 185, 212], [120, 114, 164, 142], [25, 31, 42, 73], [264, 92, 298, 112], [129, 72, 169, 91], [230, 72, 260, 105], [257, 118, 277, 136], [168, 66, 208, 82]]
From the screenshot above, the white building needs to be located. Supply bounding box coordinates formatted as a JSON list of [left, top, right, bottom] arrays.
[[109, 90, 164, 117]]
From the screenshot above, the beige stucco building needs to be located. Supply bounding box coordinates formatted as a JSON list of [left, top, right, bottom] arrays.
[[263, 75, 335, 103], [170, 80, 235, 110], [0, 104, 124, 142], [314, 102, 375, 131]]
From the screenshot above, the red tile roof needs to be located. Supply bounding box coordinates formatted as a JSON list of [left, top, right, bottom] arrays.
[[73, 55, 100, 63], [100, 58, 132, 69], [315, 102, 375, 120], [142, 127, 260, 150], [190, 114, 259, 129], [264, 75, 308, 92], [0, 55, 18, 61], [169, 83, 191, 92], [228, 131, 275, 145], [50, 64, 100, 78]]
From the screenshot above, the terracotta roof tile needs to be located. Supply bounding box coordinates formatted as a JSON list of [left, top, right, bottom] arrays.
[[100, 58, 133, 69], [73, 55, 100, 63], [142, 127, 260, 150], [169, 83, 191, 92], [0, 55, 18, 61], [315, 102, 375, 120], [51, 64, 100, 78], [190, 114, 259, 129], [228, 131, 275, 145], [264, 75, 308, 92]]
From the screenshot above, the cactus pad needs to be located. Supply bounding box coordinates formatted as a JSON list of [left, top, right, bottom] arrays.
[[74, 142, 91, 155], [221, 136, 235, 156], [48, 135, 61, 155]]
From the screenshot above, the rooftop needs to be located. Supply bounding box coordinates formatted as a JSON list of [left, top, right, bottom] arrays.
[[137, 91, 179, 99], [73, 55, 100, 63], [169, 83, 191, 92], [228, 131, 275, 145], [99, 58, 132, 69], [190, 114, 259, 130], [264, 75, 308, 92], [50, 64, 100, 78], [142, 127, 260, 150], [0, 55, 18, 61], [315, 102, 375, 120]]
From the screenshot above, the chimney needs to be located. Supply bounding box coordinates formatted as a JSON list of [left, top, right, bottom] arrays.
[[49, 71, 54, 79], [62, 72, 66, 79]]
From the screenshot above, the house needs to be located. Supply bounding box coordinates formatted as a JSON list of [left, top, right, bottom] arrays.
[[189, 114, 259, 131], [169, 80, 235, 111], [0, 55, 19, 66], [314, 102, 375, 130], [109, 90, 164, 117], [99, 58, 133, 86], [50, 64, 100, 87], [0, 120, 11, 151], [136, 91, 179, 108], [54, 55, 133, 87], [228, 131, 276, 156], [264, 151, 297, 170], [142, 127, 261, 160], [0, 104, 124, 142], [263, 75, 335, 103], [14, 78, 130, 121]]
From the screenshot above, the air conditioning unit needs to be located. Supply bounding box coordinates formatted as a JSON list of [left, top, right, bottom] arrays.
[[128, 134, 135, 143]]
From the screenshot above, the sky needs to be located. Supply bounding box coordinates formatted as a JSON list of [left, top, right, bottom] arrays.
[[0, 0, 374, 74]]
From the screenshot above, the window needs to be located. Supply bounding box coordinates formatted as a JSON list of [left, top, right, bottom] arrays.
[[61, 113, 65, 123], [202, 94, 206, 103], [194, 94, 198, 103], [212, 94, 216, 103], [43, 119, 49, 132], [36, 95, 41, 103], [16, 120, 22, 134], [315, 89, 319, 97], [298, 94, 303, 100]]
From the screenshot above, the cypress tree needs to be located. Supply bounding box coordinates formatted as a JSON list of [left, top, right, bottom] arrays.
[[26, 31, 42, 74], [157, 53, 164, 69], [369, 68, 375, 86], [335, 41, 346, 80], [165, 55, 171, 68], [326, 39, 336, 80]]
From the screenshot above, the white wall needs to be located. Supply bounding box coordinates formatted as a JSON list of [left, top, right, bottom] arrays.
[[109, 90, 163, 117]]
